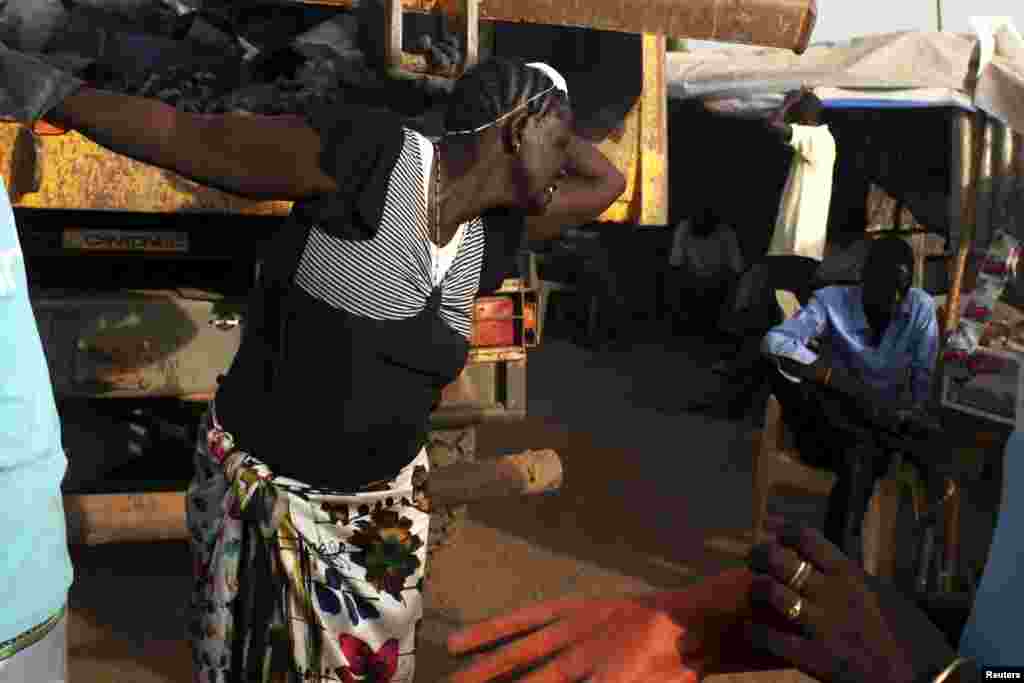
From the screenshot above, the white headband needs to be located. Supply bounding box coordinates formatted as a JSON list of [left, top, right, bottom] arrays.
[[446, 62, 570, 136], [526, 62, 569, 95]]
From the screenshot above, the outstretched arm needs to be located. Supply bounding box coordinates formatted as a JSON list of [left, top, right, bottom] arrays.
[[447, 568, 788, 683], [763, 297, 888, 406], [525, 135, 626, 241], [45, 87, 337, 201]]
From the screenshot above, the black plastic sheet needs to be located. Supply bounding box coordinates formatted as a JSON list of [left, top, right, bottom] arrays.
[[0, 40, 84, 123], [1, 0, 629, 132], [72, 0, 200, 22], [0, 0, 70, 52]]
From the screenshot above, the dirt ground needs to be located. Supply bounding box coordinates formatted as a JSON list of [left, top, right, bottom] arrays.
[[65, 330, 999, 682]]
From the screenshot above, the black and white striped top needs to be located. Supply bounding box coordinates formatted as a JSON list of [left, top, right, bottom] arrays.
[[294, 129, 485, 339], [215, 118, 525, 490]]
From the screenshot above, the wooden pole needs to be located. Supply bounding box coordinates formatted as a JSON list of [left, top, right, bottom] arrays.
[[976, 118, 996, 248], [946, 110, 985, 337], [993, 123, 1014, 232], [65, 450, 564, 545]]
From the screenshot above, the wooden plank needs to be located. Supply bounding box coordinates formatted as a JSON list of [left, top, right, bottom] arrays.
[[421, 449, 563, 508], [64, 450, 562, 545], [64, 492, 189, 545], [861, 476, 903, 580]]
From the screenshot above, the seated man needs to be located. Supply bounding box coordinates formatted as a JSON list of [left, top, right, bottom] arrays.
[[686, 253, 823, 419], [761, 236, 939, 548]]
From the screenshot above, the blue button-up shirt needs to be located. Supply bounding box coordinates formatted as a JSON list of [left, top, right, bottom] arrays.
[[762, 285, 940, 404]]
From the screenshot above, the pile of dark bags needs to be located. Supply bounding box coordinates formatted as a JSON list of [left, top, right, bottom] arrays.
[[0, 0, 464, 130]]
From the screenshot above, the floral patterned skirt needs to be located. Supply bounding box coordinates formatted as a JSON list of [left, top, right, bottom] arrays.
[[187, 405, 430, 683]]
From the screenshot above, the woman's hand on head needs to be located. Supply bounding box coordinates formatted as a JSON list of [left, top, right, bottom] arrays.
[[523, 136, 625, 240]]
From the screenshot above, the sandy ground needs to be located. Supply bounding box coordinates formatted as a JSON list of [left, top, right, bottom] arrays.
[[65, 329, 999, 682]]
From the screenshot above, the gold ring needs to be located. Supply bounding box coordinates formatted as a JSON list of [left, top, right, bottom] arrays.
[[786, 597, 804, 621], [788, 560, 813, 592]]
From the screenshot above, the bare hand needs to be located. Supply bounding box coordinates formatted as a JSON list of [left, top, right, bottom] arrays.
[[447, 569, 778, 682], [448, 597, 697, 683], [746, 519, 955, 682]]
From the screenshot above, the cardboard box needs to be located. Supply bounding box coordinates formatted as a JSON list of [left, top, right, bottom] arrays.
[[941, 346, 1023, 426]]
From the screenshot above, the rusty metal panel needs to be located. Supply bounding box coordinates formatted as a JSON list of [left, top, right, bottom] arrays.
[[503, 358, 526, 413], [639, 33, 668, 226], [293, 0, 817, 51], [593, 101, 641, 223], [590, 34, 668, 225], [32, 290, 241, 398], [0, 123, 292, 214], [466, 346, 526, 363], [472, 296, 516, 347], [438, 362, 498, 407], [0, 43, 663, 224]]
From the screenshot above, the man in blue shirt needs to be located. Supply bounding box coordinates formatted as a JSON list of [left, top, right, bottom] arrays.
[[761, 236, 940, 548], [0, 177, 73, 679]]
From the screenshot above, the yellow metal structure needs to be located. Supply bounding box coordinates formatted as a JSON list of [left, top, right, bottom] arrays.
[[0, 124, 290, 214], [597, 33, 668, 225], [0, 34, 667, 225]]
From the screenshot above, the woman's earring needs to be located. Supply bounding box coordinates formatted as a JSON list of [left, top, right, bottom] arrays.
[[513, 141, 521, 154]]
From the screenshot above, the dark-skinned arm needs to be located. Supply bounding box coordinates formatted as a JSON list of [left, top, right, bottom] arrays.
[[44, 87, 337, 201], [761, 294, 881, 405], [765, 95, 797, 143], [766, 87, 817, 143], [767, 118, 794, 144], [525, 135, 625, 241]]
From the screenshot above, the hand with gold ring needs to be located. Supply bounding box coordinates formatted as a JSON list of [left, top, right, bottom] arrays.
[[744, 517, 958, 683], [785, 597, 804, 621]]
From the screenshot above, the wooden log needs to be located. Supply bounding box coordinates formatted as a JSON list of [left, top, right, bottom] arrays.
[[64, 491, 188, 546], [422, 449, 563, 508], [64, 449, 563, 545], [941, 478, 962, 593], [861, 476, 903, 580]]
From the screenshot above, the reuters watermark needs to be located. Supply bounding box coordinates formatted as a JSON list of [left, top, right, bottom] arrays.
[[986, 669, 1024, 679]]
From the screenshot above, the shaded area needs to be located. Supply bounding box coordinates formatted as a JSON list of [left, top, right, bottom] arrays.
[[68, 542, 193, 683], [65, 330, 1009, 681]]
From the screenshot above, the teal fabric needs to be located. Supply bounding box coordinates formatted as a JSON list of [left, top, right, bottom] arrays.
[[959, 430, 1024, 667], [0, 178, 72, 642]]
